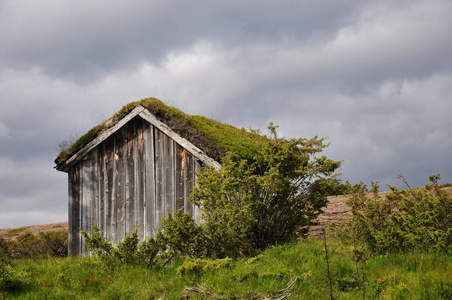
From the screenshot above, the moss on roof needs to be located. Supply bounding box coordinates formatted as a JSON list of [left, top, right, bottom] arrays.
[[55, 98, 270, 168]]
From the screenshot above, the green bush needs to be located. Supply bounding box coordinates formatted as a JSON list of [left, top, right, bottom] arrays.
[[160, 209, 205, 258], [38, 231, 68, 257], [345, 175, 452, 253], [82, 226, 167, 266], [6, 230, 68, 258], [189, 125, 340, 258]]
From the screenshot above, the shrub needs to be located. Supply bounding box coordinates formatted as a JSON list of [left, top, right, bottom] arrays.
[[190, 125, 340, 258], [160, 209, 205, 258], [6, 230, 68, 258], [82, 226, 167, 266], [345, 175, 452, 253], [39, 231, 68, 257], [81, 227, 114, 258]]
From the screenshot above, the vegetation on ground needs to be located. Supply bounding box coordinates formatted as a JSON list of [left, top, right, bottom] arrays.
[[1, 238, 452, 299], [2, 175, 452, 299]]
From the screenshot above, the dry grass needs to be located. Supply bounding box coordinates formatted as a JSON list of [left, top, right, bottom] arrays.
[[0, 222, 67, 241]]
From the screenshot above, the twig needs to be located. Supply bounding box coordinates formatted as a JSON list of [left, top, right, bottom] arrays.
[[263, 278, 299, 300], [185, 285, 232, 299], [323, 229, 334, 300], [396, 172, 417, 200], [352, 227, 366, 300], [185, 278, 299, 300], [352, 227, 361, 289], [361, 263, 366, 300], [1, 257, 6, 300]]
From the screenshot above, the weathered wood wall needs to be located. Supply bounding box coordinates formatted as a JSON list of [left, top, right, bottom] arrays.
[[68, 117, 202, 256]]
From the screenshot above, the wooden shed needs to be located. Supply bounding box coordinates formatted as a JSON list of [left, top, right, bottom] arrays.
[[55, 100, 224, 256]]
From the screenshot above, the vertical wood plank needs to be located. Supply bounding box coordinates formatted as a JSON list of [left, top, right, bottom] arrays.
[[163, 135, 175, 217], [184, 151, 195, 214], [104, 136, 115, 243], [98, 143, 106, 239], [154, 128, 165, 234], [143, 123, 156, 238], [193, 160, 203, 224], [91, 147, 99, 230], [68, 165, 81, 256], [115, 127, 126, 242], [175, 144, 185, 211], [81, 154, 94, 255], [125, 120, 136, 234], [136, 120, 148, 241]]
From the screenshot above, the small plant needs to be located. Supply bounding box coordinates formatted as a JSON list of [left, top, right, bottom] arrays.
[[177, 257, 232, 277], [0, 262, 30, 294], [1, 242, 30, 297], [82, 226, 167, 266]]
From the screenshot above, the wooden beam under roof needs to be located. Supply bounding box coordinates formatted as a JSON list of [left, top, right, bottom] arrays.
[[57, 105, 220, 172]]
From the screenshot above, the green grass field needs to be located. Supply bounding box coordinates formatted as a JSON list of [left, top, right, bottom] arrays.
[[3, 237, 452, 300]]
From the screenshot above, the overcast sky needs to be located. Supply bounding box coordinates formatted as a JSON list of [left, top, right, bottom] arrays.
[[1, 0, 451, 228]]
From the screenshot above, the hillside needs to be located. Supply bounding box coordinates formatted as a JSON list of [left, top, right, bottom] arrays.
[[0, 222, 67, 240]]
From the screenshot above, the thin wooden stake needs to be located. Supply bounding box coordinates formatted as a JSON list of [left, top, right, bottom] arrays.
[[353, 227, 366, 300], [352, 227, 361, 288], [323, 229, 334, 300], [1, 257, 6, 300], [361, 263, 366, 300]]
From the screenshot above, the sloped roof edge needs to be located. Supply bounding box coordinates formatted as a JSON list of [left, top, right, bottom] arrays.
[[56, 105, 221, 172]]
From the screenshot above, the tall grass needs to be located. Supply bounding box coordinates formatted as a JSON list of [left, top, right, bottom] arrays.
[[4, 238, 452, 299]]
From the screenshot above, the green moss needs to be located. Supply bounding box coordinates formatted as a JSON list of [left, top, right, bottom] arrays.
[[56, 98, 271, 168]]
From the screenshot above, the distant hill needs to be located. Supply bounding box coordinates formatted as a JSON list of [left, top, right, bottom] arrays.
[[0, 192, 397, 239], [0, 222, 67, 240]]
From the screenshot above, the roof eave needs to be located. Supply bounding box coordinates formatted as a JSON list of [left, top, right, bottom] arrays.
[[56, 105, 220, 173]]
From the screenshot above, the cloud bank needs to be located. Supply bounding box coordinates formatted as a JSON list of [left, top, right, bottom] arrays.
[[1, 0, 451, 227]]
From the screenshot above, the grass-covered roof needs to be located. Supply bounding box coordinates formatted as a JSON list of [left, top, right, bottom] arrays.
[[55, 98, 270, 168]]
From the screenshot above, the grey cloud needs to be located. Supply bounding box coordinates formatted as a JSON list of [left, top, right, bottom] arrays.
[[0, 0, 383, 82], [0, 157, 66, 228]]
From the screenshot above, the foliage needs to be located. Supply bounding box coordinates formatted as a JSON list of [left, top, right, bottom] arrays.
[[159, 209, 204, 258], [0, 261, 30, 294], [37, 231, 68, 257], [81, 227, 114, 258], [82, 226, 168, 266], [190, 124, 340, 258], [136, 233, 166, 267], [344, 174, 452, 253], [82, 211, 206, 266], [3, 230, 68, 258], [82, 226, 153, 264], [0, 237, 9, 257]]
